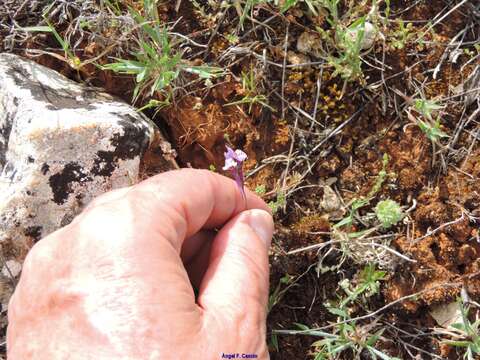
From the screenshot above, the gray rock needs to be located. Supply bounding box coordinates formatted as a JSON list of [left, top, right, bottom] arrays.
[[1, 260, 21, 278], [0, 53, 177, 268]]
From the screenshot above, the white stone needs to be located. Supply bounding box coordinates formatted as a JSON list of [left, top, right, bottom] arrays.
[[430, 302, 463, 328], [0, 53, 176, 262], [345, 21, 377, 50]]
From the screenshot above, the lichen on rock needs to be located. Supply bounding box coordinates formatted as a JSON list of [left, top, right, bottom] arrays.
[[0, 54, 176, 293]]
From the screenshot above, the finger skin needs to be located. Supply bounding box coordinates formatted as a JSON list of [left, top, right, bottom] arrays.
[[199, 210, 273, 359], [7, 169, 272, 360], [129, 169, 270, 252], [184, 233, 214, 289], [181, 230, 216, 264], [199, 210, 273, 313]]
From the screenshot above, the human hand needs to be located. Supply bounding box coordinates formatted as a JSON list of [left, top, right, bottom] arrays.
[[7, 169, 274, 359]]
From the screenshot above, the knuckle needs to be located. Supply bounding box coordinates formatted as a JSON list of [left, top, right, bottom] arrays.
[[23, 242, 47, 271]]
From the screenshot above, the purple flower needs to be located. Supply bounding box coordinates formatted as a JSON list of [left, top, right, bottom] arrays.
[[223, 146, 248, 200]]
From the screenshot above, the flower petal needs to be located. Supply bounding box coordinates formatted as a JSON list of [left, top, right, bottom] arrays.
[[224, 146, 236, 159], [234, 149, 248, 162], [222, 157, 237, 171]]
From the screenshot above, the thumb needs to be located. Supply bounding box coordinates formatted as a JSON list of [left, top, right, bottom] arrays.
[[198, 209, 273, 320]]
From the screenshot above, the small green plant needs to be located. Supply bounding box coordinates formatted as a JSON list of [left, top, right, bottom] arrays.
[[268, 273, 295, 352], [225, 33, 240, 45], [335, 264, 386, 308], [384, 0, 391, 18], [269, 191, 286, 214], [276, 265, 398, 360], [328, 17, 367, 82], [102, 26, 181, 103], [414, 98, 443, 121], [418, 119, 449, 143], [268, 274, 294, 313], [236, 0, 338, 28], [321, 154, 402, 272], [281, 0, 332, 15], [269, 331, 280, 353], [21, 21, 82, 70], [444, 300, 480, 360], [308, 323, 396, 360], [334, 154, 389, 230], [226, 66, 273, 113], [411, 97, 449, 144], [333, 197, 369, 229], [190, 0, 213, 20], [255, 184, 267, 195], [236, 0, 302, 28], [236, 0, 257, 28], [390, 21, 414, 49], [235, 0, 376, 84], [375, 199, 403, 229], [368, 153, 389, 198], [137, 98, 172, 113], [103, 1, 223, 103], [314, 0, 382, 84], [103, 0, 122, 15], [311, 265, 394, 359]]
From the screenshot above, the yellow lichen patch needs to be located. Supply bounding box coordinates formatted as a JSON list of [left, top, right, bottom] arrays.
[[211, 38, 229, 55], [274, 120, 290, 146], [318, 82, 350, 122], [285, 68, 354, 125], [288, 71, 304, 82], [293, 214, 331, 233]]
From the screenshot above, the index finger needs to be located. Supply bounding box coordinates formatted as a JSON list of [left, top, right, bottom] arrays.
[[128, 168, 270, 250]]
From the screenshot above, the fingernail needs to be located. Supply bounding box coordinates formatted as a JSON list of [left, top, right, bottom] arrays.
[[247, 209, 274, 248]]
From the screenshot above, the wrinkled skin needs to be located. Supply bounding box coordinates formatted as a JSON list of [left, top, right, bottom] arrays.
[[7, 169, 274, 360]]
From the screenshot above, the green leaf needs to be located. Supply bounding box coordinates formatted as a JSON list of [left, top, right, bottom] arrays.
[[136, 68, 149, 83], [281, 0, 298, 12], [182, 65, 225, 79], [137, 99, 170, 112], [418, 119, 449, 142], [19, 26, 53, 32], [286, 324, 337, 338], [444, 340, 471, 347], [326, 306, 348, 318], [366, 329, 384, 346], [294, 323, 310, 331], [102, 59, 145, 74], [270, 332, 279, 352], [451, 322, 467, 331], [45, 20, 69, 53], [129, 7, 162, 45], [414, 99, 443, 120], [367, 346, 401, 360], [280, 274, 292, 284], [333, 215, 353, 229]]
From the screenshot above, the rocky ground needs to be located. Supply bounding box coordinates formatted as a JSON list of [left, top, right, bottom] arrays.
[[1, 0, 480, 359]]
